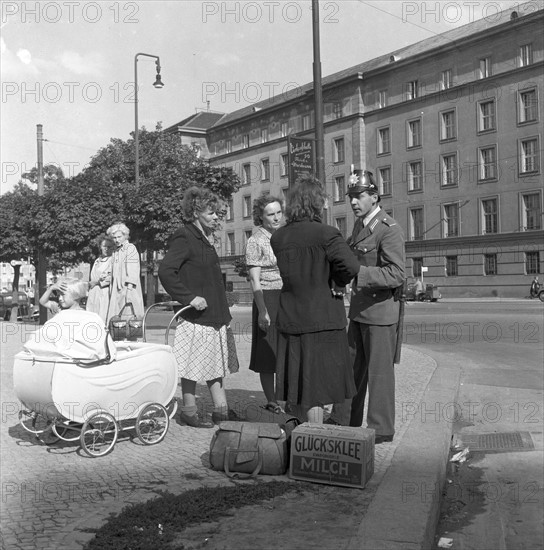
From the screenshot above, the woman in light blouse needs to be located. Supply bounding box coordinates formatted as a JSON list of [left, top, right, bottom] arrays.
[[245, 195, 284, 413]]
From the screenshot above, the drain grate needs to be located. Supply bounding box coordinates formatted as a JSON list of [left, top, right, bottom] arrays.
[[459, 431, 535, 452]]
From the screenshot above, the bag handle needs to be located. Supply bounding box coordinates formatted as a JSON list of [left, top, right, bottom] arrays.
[[119, 302, 136, 316], [224, 446, 263, 479]]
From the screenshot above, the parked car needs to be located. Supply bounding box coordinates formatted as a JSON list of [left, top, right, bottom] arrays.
[[405, 282, 441, 302], [0, 291, 38, 321]]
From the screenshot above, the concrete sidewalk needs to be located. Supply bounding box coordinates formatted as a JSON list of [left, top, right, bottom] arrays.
[[0, 317, 459, 550]]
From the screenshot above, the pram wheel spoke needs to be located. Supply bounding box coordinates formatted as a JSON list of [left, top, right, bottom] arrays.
[[52, 421, 82, 442], [80, 411, 118, 457], [136, 403, 169, 445]]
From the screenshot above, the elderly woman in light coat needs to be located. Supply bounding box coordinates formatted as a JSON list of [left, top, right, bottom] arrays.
[[106, 222, 144, 322]]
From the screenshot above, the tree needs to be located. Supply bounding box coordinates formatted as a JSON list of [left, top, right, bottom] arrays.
[[0, 182, 40, 317]]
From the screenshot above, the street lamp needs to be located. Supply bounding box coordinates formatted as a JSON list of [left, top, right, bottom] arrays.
[[134, 53, 164, 188]]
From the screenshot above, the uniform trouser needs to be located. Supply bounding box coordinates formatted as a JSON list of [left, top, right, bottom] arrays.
[[332, 321, 397, 435]]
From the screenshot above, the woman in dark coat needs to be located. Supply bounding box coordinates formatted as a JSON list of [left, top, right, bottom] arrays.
[[158, 187, 239, 427], [270, 177, 360, 423]]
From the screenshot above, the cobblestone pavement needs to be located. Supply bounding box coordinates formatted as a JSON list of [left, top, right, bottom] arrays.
[[1, 320, 436, 550]]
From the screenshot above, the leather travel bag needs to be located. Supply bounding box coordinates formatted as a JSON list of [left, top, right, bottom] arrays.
[[209, 421, 288, 478], [108, 302, 143, 341]]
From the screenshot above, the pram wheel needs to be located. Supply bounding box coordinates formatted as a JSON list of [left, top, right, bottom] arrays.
[[81, 411, 118, 457], [136, 403, 169, 445], [52, 421, 81, 442]]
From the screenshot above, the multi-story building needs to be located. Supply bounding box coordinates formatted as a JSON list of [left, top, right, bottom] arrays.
[[167, 4, 543, 298]]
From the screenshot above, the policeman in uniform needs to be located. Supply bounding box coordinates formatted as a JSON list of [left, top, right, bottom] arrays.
[[329, 169, 405, 443]]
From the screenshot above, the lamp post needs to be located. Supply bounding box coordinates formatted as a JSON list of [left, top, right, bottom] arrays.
[[134, 53, 164, 188]]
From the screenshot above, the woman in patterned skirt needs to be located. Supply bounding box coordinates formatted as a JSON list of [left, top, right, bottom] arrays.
[[245, 194, 284, 413], [158, 187, 239, 427]]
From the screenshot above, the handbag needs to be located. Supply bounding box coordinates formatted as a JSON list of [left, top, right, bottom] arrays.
[[209, 421, 288, 478], [108, 302, 143, 341]]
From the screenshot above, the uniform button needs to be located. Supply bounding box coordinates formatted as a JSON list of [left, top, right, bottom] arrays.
[[372, 293, 376, 297], [364, 248, 367, 252]]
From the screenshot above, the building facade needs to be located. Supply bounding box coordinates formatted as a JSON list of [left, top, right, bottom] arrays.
[[168, 4, 543, 298]]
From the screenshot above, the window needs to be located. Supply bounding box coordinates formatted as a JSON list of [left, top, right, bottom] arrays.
[[261, 128, 268, 143], [406, 80, 418, 100], [408, 161, 423, 191], [407, 119, 422, 148], [261, 158, 270, 181], [440, 110, 456, 140], [378, 167, 392, 196], [226, 198, 234, 221], [378, 90, 387, 108], [520, 138, 539, 174], [227, 232, 236, 256], [522, 193, 542, 230], [446, 256, 458, 277], [525, 251, 540, 274], [519, 89, 537, 123], [302, 114, 311, 130], [242, 134, 249, 148], [478, 100, 496, 132], [441, 154, 458, 187], [413, 257, 423, 278], [378, 127, 390, 155], [242, 196, 251, 219], [280, 122, 288, 138], [484, 254, 497, 276], [333, 137, 345, 163], [481, 198, 498, 234], [280, 153, 288, 177], [333, 102, 342, 119], [242, 163, 252, 186], [440, 69, 453, 90], [225, 139, 232, 153], [335, 217, 347, 239], [519, 44, 533, 67], [479, 146, 497, 180], [443, 203, 459, 237], [333, 176, 345, 202], [410, 208, 424, 241], [479, 57, 491, 79]]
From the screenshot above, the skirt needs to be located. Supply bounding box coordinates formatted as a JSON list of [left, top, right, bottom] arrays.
[[275, 328, 356, 410], [173, 321, 239, 382], [249, 289, 281, 374]]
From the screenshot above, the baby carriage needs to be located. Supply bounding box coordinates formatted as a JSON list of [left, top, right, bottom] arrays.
[[14, 303, 189, 457]]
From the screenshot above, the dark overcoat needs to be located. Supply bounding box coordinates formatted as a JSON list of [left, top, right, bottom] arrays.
[[270, 219, 360, 334], [158, 224, 231, 326]]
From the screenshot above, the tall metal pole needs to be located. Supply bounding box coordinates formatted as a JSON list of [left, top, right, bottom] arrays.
[[134, 55, 140, 188], [36, 124, 47, 325], [312, 0, 326, 222]]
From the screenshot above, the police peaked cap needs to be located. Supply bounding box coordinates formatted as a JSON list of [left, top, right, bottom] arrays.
[[346, 169, 380, 202]]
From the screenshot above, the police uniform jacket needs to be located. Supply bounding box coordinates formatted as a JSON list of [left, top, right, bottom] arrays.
[[271, 219, 360, 334], [158, 224, 231, 326], [349, 208, 405, 326]]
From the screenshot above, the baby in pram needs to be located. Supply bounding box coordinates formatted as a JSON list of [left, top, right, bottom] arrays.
[[25, 278, 112, 362]]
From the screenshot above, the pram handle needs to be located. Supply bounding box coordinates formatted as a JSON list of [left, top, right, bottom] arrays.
[[142, 302, 194, 344]]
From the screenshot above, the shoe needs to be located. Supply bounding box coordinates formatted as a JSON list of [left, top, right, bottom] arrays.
[[179, 411, 213, 428], [261, 402, 285, 414], [324, 417, 341, 426], [375, 434, 394, 444]]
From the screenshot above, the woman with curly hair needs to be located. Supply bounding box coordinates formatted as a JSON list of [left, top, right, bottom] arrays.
[[245, 194, 284, 413], [86, 233, 114, 321], [270, 177, 359, 423], [159, 186, 239, 427]]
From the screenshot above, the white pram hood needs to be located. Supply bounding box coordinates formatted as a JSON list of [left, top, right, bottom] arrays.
[[22, 310, 116, 364]]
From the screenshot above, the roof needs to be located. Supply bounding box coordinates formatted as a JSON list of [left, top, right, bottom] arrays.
[[211, 2, 541, 128], [164, 111, 226, 133]]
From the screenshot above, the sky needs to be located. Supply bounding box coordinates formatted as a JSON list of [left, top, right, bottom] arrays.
[[0, 0, 531, 194]]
